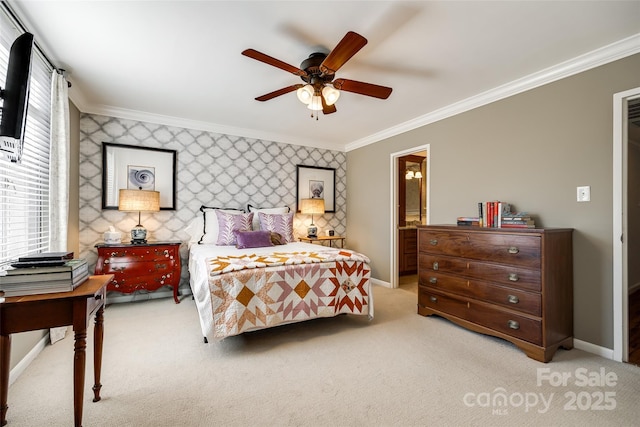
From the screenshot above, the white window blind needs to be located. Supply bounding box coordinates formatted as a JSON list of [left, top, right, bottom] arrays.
[[0, 8, 52, 267]]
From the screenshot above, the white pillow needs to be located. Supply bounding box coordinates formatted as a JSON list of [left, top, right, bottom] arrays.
[[247, 205, 290, 231], [195, 207, 245, 244], [183, 215, 204, 245]]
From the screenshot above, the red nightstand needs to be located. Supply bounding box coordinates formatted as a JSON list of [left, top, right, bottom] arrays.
[[94, 241, 181, 303]]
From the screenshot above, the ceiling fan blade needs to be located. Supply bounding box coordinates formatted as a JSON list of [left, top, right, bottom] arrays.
[[242, 49, 307, 77], [255, 84, 303, 102], [322, 95, 337, 114], [333, 78, 392, 99], [319, 31, 367, 75]]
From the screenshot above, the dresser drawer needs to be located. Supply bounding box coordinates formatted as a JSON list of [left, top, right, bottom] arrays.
[[418, 287, 470, 321], [98, 246, 177, 264], [419, 272, 541, 316], [419, 287, 542, 345], [467, 301, 542, 346], [419, 254, 541, 292], [419, 230, 540, 268], [108, 265, 178, 294]]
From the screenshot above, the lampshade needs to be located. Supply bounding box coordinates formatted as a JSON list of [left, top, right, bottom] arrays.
[[307, 95, 323, 111], [322, 86, 340, 106], [300, 198, 325, 215], [414, 171, 423, 179], [296, 84, 314, 104], [118, 189, 160, 212], [405, 171, 414, 179]]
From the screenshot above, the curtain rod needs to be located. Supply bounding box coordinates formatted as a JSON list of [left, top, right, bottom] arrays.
[[1, 0, 71, 84]]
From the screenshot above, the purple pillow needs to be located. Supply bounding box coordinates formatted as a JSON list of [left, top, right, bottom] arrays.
[[258, 212, 295, 243], [215, 210, 254, 245], [234, 230, 274, 249]]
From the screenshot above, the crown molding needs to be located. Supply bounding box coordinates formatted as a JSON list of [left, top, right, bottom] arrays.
[[345, 33, 640, 152], [75, 103, 344, 152]]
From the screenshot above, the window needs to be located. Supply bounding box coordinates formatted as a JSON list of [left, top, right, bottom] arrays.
[[0, 7, 52, 267]]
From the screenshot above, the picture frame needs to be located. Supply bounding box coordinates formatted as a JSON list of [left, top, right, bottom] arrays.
[[102, 142, 177, 210], [296, 165, 335, 213]]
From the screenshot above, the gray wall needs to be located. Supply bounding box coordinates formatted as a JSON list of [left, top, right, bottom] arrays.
[[77, 114, 347, 292], [346, 54, 640, 349]]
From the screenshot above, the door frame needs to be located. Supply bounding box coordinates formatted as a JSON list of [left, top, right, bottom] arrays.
[[389, 144, 431, 288], [613, 86, 640, 362]]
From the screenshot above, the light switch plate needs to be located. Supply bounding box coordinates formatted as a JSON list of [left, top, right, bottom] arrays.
[[577, 186, 590, 202]]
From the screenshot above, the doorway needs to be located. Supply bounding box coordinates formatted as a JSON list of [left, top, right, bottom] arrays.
[[390, 145, 430, 289], [613, 87, 640, 364]]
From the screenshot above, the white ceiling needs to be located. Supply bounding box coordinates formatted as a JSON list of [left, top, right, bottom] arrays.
[[10, 1, 640, 151]]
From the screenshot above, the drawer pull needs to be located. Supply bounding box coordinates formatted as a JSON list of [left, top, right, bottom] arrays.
[[433, 262, 439, 271], [429, 239, 438, 246], [429, 296, 438, 303], [507, 320, 520, 330], [112, 266, 125, 272], [507, 295, 519, 304], [429, 277, 437, 284], [508, 273, 519, 282], [508, 246, 519, 254]]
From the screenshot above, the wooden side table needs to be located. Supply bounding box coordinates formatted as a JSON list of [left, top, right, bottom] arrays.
[[0, 275, 112, 427], [94, 241, 181, 303], [298, 235, 346, 248]]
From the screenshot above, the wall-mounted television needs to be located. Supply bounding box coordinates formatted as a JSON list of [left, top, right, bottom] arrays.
[[0, 32, 34, 163]]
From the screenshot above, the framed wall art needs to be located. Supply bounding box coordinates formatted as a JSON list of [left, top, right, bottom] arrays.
[[296, 165, 335, 212], [102, 142, 177, 210]]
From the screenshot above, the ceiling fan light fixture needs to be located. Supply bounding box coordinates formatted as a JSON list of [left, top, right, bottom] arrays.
[[296, 84, 314, 104], [322, 86, 340, 106], [307, 95, 323, 111]]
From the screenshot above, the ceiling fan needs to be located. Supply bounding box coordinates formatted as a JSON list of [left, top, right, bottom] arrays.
[[242, 31, 392, 118]]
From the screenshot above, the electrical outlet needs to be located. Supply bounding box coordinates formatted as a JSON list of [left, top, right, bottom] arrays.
[[577, 186, 590, 202]]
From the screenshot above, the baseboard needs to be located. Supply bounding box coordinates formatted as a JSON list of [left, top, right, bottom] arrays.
[[9, 334, 49, 386], [106, 287, 192, 304], [574, 338, 615, 360], [371, 277, 391, 288]]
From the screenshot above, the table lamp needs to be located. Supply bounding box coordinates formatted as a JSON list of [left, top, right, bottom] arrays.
[[118, 189, 160, 244], [300, 198, 325, 238]]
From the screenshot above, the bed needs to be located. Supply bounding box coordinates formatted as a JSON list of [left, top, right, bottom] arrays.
[[186, 205, 373, 342]]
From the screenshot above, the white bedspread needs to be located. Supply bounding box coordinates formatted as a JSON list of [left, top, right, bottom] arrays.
[[188, 242, 373, 341]]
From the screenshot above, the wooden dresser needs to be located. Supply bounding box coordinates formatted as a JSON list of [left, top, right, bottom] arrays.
[[399, 227, 418, 275], [94, 241, 181, 303], [417, 225, 573, 362]]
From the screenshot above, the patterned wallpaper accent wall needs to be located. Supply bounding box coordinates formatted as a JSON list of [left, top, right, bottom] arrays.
[[79, 113, 347, 293]]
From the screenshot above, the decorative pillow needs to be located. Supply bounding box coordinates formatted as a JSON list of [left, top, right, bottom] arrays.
[[234, 230, 274, 249], [215, 210, 254, 245], [270, 232, 286, 246], [247, 204, 290, 231], [198, 206, 244, 245], [184, 215, 204, 245], [258, 212, 295, 243]]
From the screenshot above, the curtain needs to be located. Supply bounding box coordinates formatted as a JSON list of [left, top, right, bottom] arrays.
[[49, 71, 70, 344]]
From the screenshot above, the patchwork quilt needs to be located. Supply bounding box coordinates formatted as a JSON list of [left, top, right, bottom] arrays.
[[204, 249, 372, 339]]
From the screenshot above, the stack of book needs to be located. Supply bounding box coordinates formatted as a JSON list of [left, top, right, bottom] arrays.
[[473, 201, 537, 229], [456, 216, 480, 226], [500, 214, 536, 229], [0, 254, 88, 297]]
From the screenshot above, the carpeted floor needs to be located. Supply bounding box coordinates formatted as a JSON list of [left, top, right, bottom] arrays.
[[5, 283, 640, 426]]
